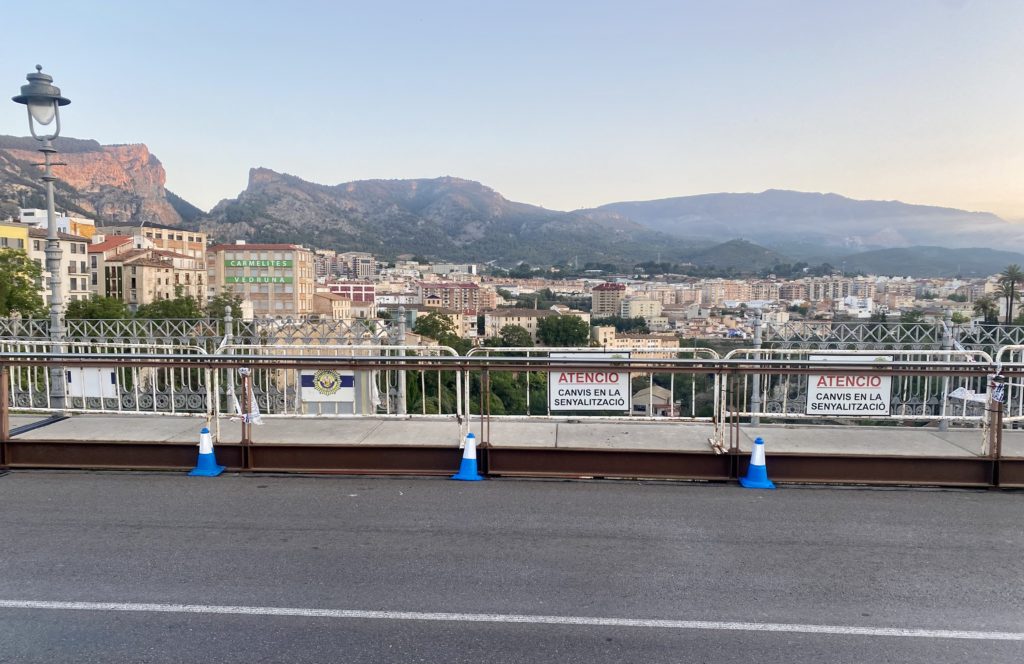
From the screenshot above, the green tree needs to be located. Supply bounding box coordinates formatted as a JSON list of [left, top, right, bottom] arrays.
[[508, 263, 535, 279], [205, 291, 244, 319], [951, 311, 970, 324], [0, 249, 45, 317], [973, 295, 999, 324], [66, 295, 130, 319], [537, 315, 590, 346], [135, 294, 203, 319], [591, 315, 650, 334], [413, 311, 471, 354], [899, 309, 924, 324], [497, 324, 533, 347], [413, 312, 458, 340]]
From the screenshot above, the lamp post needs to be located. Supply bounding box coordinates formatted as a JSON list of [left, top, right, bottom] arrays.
[[12, 65, 71, 410]]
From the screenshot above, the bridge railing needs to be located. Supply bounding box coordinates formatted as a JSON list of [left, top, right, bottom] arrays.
[[0, 351, 1007, 450], [214, 343, 462, 420], [464, 346, 721, 423], [722, 348, 993, 425], [0, 339, 211, 416]]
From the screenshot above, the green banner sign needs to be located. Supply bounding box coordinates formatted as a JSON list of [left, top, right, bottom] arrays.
[[226, 276, 293, 284], [225, 259, 293, 268]]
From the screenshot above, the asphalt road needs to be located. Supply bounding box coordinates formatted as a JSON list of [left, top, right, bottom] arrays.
[[0, 471, 1022, 663]]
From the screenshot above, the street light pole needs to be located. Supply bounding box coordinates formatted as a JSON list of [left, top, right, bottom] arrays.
[[12, 66, 71, 410]]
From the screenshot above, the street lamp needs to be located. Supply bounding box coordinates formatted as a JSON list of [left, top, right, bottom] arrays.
[[12, 65, 71, 410]]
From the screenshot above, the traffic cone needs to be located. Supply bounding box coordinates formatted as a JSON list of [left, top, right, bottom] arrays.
[[739, 436, 774, 489], [188, 426, 225, 477], [451, 432, 484, 481]]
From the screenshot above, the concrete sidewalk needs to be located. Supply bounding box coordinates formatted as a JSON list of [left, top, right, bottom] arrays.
[[8, 412, 1024, 458]]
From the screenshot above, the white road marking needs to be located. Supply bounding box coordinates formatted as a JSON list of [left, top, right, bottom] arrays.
[[0, 599, 1020, 641]]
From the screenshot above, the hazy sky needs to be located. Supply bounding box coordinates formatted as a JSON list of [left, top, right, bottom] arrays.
[[2, 0, 1022, 219]]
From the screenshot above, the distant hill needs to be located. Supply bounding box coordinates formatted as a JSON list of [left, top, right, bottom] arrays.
[[204, 168, 697, 265], [592, 190, 1022, 256], [840, 246, 1024, 278], [686, 239, 789, 270], [4, 133, 1022, 276]]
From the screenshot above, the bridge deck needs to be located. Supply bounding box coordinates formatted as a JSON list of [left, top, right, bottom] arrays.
[[8, 413, 1024, 456], [4, 414, 1024, 487]]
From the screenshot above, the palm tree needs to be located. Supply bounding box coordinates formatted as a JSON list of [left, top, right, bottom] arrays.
[[1000, 264, 1024, 324], [973, 295, 999, 325], [998, 281, 1020, 325]]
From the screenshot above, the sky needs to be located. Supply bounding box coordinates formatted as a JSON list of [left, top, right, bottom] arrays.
[[1, 0, 1022, 219]]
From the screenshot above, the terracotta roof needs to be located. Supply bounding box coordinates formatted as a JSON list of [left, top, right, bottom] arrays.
[[129, 258, 174, 268], [102, 223, 204, 233], [151, 249, 194, 260], [28, 228, 87, 242], [209, 243, 306, 252], [88, 236, 133, 253], [313, 292, 351, 301], [417, 281, 479, 289], [106, 249, 151, 263], [593, 282, 627, 291], [487, 308, 557, 318]]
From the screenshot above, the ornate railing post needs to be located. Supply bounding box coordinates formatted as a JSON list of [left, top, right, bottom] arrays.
[[750, 309, 762, 426], [396, 306, 407, 415], [939, 309, 953, 432]]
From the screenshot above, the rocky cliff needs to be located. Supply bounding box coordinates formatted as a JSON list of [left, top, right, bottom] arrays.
[[0, 136, 187, 227]]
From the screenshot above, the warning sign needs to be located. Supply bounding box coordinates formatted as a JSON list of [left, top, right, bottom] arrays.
[[806, 354, 893, 416], [548, 352, 631, 411]]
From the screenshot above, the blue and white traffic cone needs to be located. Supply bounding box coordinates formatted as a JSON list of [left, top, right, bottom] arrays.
[[739, 436, 775, 489], [188, 426, 225, 477], [451, 432, 484, 481]]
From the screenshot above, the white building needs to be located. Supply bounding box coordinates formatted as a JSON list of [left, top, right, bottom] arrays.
[[620, 297, 663, 319], [27, 228, 91, 307]]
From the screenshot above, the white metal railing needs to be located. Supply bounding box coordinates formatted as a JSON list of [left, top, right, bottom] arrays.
[[723, 348, 992, 423], [992, 345, 1024, 423], [2, 339, 211, 417], [464, 346, 721, 423], [213, 343, 462, 418]]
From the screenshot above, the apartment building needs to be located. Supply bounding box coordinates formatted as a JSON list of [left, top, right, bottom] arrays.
[[418, 281, 485, 315], [208, 242, 315, 317], [103, 224, 207, 261], [27, 228, 91, 306], [620, 297, 663, 319], [21, 209, 96, 240], [313, 249, 340, 278], [339, 252, 377, 279], [328, 281, 376, 303], [804, 277, 853, 302], [483, 308, 557, 343], [312, 292, 353, 319], [0, 220, 29, 251], [591, 282, 627, 317]]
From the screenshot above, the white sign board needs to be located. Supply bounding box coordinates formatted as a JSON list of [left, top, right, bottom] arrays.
[[548, 352, 631, 411], [806, 354, 893, 416], [65, 368, 119, 400], [300, 369, 356, 403]]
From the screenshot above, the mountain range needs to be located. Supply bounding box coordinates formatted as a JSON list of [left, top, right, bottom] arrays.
[[1, 135, 1021, 276]]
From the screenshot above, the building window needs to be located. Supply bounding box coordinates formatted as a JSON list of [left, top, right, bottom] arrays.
[[90, 255, 97, 268]]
